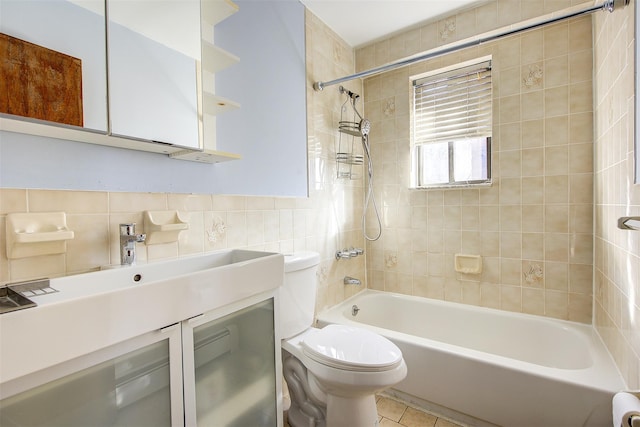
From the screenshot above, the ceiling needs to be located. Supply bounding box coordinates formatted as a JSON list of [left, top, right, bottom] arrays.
[[300, 0, 481, 47]]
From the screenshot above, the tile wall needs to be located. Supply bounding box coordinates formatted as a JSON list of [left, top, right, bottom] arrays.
[[593, 0, 639, 388], [356, 0, 595, 322], [0, 9, 364, 316]]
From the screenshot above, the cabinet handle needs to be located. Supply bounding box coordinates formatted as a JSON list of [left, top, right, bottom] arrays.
[[160, 323, 179, 334], [187, 314, 205, 324]]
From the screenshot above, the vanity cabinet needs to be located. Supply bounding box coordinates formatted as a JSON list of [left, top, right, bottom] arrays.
[[183, 298, 277, 426], [0, 325, 184, 426], [0, 293, 280, 427]]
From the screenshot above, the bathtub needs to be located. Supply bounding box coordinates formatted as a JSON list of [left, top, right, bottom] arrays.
[[316, 290, 625, 427]]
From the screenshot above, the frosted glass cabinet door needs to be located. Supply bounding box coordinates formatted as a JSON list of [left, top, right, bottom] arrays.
[[183, 299, 277, 426], [107, 0, 201, 148], [0, 325, 183, 427]]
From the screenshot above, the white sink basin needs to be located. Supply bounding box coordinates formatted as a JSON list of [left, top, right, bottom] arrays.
[[0, 249, 284, 384]]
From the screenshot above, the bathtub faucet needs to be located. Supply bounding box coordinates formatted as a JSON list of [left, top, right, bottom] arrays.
[[336, 247, 364, 260], [344, 276, 361, 285]]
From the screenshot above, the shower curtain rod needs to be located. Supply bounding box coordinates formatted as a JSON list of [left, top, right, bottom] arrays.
[[312, 0, 630, 91]]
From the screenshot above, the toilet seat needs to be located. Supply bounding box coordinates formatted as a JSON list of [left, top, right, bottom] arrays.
[[301, 324, 403, 372]]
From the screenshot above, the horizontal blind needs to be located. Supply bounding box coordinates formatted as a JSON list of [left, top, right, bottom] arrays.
[[413, 61, 492, 145]]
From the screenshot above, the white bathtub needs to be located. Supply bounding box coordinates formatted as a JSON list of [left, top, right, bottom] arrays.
[[316, 290, 625, 427]]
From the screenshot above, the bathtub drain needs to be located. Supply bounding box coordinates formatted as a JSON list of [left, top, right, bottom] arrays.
[[351, 305, 360, 316]]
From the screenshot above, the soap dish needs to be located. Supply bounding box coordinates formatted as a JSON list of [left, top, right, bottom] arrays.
[[6, 212, 75, 259], [454, 254, 482, 275], [144, 211, 189, 245]]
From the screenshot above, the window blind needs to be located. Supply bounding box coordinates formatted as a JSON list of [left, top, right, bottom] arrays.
[[413, 60, 492, 145]]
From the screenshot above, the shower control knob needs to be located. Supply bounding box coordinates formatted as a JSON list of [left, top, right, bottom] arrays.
[[336, 249, 351, 259]]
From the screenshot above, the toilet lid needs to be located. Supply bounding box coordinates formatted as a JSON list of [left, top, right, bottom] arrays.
[[301, 324, 403, 372]]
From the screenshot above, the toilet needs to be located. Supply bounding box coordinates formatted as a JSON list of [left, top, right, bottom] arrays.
[[280, 252, 407, 427]]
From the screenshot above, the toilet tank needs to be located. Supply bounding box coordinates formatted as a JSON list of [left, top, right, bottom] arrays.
[[280, 251, 320, 339]]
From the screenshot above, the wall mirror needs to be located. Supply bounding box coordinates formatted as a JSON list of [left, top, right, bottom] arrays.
[[0, 0, 107, 132], [107, 0, 201, 149]]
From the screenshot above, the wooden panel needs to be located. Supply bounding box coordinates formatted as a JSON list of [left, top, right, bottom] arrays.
[[0, 33, 83, 127]]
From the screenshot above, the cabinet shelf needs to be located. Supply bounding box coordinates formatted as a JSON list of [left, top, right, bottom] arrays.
[[201, 0, 238, 27], [202, 92, 240, 115], [169, 149, 241, 164], [202, 40, 239, 73]]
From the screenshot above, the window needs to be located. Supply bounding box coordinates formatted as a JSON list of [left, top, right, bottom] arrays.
[[410, 58, 492, 188]]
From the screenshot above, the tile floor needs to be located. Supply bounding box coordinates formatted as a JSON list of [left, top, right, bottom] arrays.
[[284, 394, 466, 427], [375, 395, 465, 427]]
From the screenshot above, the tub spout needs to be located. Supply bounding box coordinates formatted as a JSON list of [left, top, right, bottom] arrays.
[[344, 276, 361, 285]]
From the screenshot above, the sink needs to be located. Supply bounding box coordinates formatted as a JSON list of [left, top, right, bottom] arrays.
[[18, 249, 279, 305], [0, 249, 284, 384]]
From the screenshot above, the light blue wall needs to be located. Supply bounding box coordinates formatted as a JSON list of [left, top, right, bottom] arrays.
[[214, 0, 308, 197], [0, 0, 307, 197]]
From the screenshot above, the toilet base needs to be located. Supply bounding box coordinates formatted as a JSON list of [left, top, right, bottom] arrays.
[[326, 394, 379, 427], [283, 352, 380, 427]]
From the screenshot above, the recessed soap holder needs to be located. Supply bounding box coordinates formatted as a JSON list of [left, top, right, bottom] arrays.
[[144, 211, 189, 245], [6, 212, 75, 259], [454, 253, 482, 275]]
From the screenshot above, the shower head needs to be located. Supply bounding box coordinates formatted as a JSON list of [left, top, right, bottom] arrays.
[[359, 118, 370, 137], [339, 118, 371, 137], [338, 85, 370, 137]]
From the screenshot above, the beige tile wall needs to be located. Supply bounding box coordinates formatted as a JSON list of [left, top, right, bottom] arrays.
[[356, 1, 595, 322], [0, 9, 364, 317], [593, 0, 639, 388]]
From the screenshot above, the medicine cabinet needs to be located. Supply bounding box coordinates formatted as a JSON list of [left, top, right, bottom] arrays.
[[0, 0, 240, 161]]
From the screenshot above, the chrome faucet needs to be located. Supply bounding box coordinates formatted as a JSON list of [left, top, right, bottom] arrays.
[[343, 276, 361, 285], [120, 223, 146, 265]]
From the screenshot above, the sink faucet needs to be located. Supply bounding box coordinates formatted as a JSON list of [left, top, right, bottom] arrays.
[[120, 223, 146, 265]]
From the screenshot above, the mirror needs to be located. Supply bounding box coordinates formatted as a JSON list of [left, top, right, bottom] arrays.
[[107, 0, 201, 149], [0, 0, 107, 132]]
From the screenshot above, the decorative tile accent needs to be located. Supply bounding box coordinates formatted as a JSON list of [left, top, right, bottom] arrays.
[[440, 18, 456, 40], [383, 99, 396, 117], [523, 64, 543, 88], [385, 253, 398, 269], [523, 263, 543, 285], [207, 217, 226, 243], [316, 265, 328, 285]]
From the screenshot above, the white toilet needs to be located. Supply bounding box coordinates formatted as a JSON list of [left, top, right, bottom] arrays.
[[280, 252, 407, 427]]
